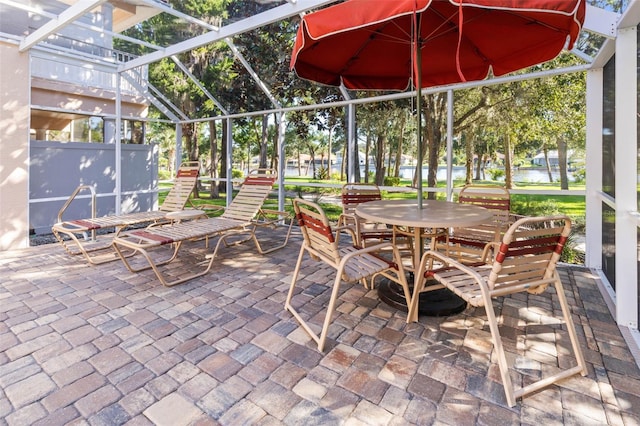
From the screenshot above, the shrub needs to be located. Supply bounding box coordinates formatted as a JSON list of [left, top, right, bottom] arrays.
[[487, 168, 505, 180], [232, 169, 244, 179], [572, 168, 586, 183], [158, 169, 172, 180], [317, 167, 329, 180], [384, 176, 401, 186]]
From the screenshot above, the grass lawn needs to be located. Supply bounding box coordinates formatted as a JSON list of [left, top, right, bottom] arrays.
[[161, 177, 586, 264], [162, 177, 586, 226]]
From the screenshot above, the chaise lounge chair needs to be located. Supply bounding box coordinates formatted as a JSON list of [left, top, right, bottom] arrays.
[[111, 169, 293, 287], [52, 161, 202, 265]]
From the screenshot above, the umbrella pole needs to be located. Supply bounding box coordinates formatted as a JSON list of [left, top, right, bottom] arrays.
[[416, 68, 424, 209], [416, 38, 423, 208], [412, 5, 423, 209]]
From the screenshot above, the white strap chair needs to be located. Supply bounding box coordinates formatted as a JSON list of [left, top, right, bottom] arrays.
[[410, 215, 587, 406], [285, 198, 409, 352], [435, 184, 511, 264]]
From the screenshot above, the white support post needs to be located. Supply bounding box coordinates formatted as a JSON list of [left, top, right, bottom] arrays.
[[585, 68, 603, 269], [614, 26, 638, 330], [115, 73, 122, 215], [446, 90, 454, 201], [278, 112, 286, 212], [175, 124, 182, 175], [347, 103, 356, 182], [226, 118, 233, 207]]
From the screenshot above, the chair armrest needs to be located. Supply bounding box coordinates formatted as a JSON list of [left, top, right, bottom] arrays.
[[418, 250, 488, 286], [338, 241, 395, 265], [198, 205, 225, 216], [333, 225, 358, 245], [481, 241, 500, 263], [254, 208, 292, 225]]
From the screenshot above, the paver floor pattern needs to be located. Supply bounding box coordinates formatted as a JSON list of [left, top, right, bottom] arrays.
[[0, 227, 639, 425]]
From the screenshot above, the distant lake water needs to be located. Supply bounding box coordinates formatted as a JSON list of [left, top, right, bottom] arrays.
[[285, 164, 575, 183]]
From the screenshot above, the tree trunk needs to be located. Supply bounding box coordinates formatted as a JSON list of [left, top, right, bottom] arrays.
[[182, 123, 200, 198], [352, 138, 361, 182], [481, 154, 489, 180], [341, 145, 346, 181], [375, 134, 385, 186], [504, 133, 513, 189], [558, 137, 569, 189], [543, 146, 553, 182], [425, 94, 446, 200], [364, 132, 371, 183], [465, 133, 473, 185], [259, 114, 268, 169], [395, 115, 404, 178]]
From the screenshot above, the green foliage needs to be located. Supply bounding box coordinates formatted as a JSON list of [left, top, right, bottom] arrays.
[[232, 169, 244, 179], [572, 168, 586, 183], [561, 231, 585, 264], [158, 169, 172, 180], [316, 167, 329, 180], [512, 198, 560, 216], [384, 176, 401, 186], [487, 168, 505, 181]]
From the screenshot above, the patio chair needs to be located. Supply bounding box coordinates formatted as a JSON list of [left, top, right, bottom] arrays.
[[285, 198, 409, 352], [111, 169, 293, 287], [337, 183, 392, 246], [408, 215, 587, 407], [435, 185, 511, 264], [52, 161, 202, 265]]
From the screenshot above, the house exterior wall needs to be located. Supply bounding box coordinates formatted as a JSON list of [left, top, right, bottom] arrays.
[[0, 41, 30, 251]]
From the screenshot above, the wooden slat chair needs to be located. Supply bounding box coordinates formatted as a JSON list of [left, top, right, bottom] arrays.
[[52, 161, 201, 264], [336, 183, 393, 246], [111, 169, 293, 286], [409, 215, 587, 407], [285, 198, 409, 352], [436, 185, 511, 264]]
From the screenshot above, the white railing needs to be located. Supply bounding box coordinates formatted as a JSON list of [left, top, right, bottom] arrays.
[[31, 51, 146, 96]]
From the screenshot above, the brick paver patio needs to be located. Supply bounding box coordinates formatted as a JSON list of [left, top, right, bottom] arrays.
[[1, 227, 639, 425]]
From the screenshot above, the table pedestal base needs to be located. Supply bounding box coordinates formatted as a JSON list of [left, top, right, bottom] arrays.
[[378, 279, 466, 317]]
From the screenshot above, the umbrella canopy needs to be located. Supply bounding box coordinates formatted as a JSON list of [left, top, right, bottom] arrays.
[[290, 0, 585, 205], [291, 0, 585, 91]]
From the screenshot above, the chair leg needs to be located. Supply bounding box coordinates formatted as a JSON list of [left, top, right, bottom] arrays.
[[510, 274, 588, 402], [285, 245, 306, 310], [553, 273, 588, 377], [483, 274, 588, 407], [285, 245, 346, 352], [481, 293, 518, 407], [285, 245, 326, 349], [317, 270, 347, 352]]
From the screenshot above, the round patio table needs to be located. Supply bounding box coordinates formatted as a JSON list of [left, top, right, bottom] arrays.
[[356, 199, 493, 316]]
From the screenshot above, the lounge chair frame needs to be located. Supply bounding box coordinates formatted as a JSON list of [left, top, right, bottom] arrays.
[[52, 161, 201, 264], [111, 169, 293, 286]]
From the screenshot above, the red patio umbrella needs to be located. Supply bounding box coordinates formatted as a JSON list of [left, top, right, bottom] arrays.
[[291, 0, 585, 205]]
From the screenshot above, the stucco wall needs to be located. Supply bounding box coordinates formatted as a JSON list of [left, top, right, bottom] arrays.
[[0, 42, 30, 250]]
